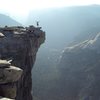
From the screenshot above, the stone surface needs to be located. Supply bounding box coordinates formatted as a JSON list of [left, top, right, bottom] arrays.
[[0, 60, 11, 68], [0, 96, 14, 100], [58, 32, 100, 100], [0, 33, 5, 38], [0, 26, 45, 100], [0, 59, 22, 99], [0, 65, 23, 84], [0, 84, 16, 99]]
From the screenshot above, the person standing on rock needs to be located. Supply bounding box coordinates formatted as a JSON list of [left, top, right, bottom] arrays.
[[36, 21, 39, 27]]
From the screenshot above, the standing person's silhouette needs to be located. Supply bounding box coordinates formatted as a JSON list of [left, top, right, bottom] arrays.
[[36, 21, 39, 27]]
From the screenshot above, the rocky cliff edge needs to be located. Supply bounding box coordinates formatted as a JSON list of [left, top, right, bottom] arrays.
[[0, 25, 45, 100]]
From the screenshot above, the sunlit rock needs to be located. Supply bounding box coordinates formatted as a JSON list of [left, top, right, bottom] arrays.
[[0, 65, 22, 84], [0, 96, 14, 100]]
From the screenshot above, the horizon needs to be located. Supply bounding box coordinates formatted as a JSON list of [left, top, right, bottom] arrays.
[[0, 0, 100, 23]]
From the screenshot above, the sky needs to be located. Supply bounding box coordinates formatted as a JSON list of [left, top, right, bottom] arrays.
[[0, 0, 100, 22]]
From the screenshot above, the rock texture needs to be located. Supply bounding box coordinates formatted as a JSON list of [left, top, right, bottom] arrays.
[[58, 32, 100, 100], [0, 97, 14, 100], [0, 60, 22, 100], [0, 26, 45, 100], [0, 60, 22, 84]]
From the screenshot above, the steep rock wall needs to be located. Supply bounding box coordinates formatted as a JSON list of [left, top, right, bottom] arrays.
[[0, 26, 45, 100]]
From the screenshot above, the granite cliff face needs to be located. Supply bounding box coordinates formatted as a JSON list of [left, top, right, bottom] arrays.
[[58, 33, 100, 100], [0, 26, 45, 100], [0, 59, 22, 100]]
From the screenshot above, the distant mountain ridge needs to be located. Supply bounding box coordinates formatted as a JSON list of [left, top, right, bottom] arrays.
[[27, 5, 100, 49], [30, 5, 100, 100], [0, 14, 21, 26], [58, 32, 100, 100]]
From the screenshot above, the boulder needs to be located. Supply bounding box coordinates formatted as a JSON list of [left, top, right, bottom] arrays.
[[0, 66, 23, 84]]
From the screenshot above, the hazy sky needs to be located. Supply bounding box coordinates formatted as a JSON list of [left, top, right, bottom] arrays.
[[0, 0, 100, 22]]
